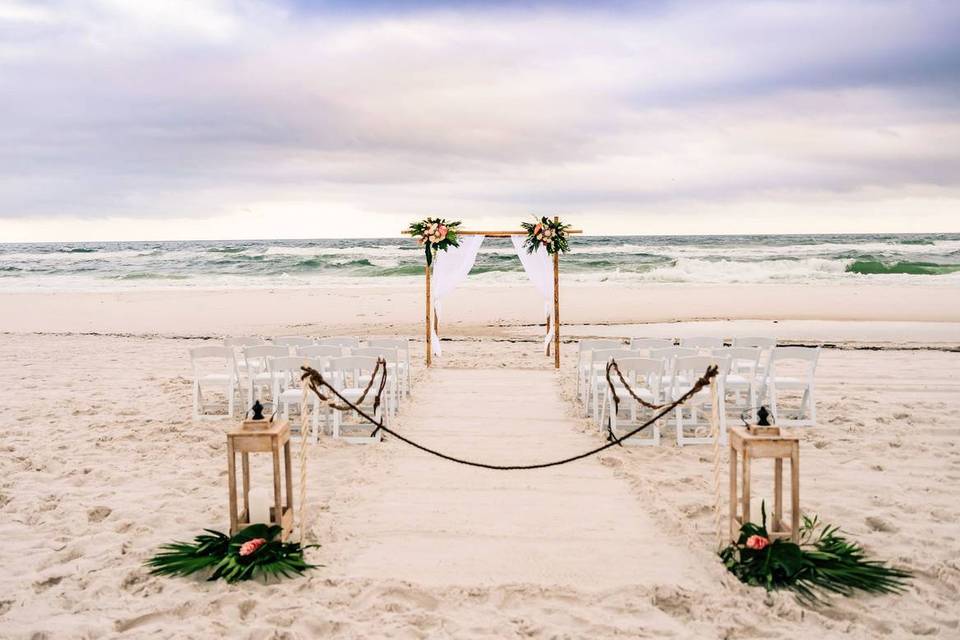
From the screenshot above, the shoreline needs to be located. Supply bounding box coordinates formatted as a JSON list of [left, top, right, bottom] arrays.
[[3, 283, 959, 337]]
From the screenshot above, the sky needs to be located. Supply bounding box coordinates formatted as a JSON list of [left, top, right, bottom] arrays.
[[1, 0, 959, 241]]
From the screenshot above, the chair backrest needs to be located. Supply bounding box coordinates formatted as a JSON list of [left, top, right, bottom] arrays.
[[190, 346, 238, 379], [319, 337, 361, 348], [328, 355, 379, 373], [650, 347, 697, 362], [297, 345, 345, 358], [629, 338, 674, 350], [612, 357, 664, 391], [224, 336, 266, 348], [367, 338, 409, 352], [672, 355, 731, 393], [769, 346, 820, 381], [353, 346, 399, 365], [679, 336, 725, 349], [243, 345, 289, 372], [578, 339, 624, 355], [712, 347, 761, 375], [589, 348, 634, 368], [273, 336, 314, 349], [733, 336, 776, 349]]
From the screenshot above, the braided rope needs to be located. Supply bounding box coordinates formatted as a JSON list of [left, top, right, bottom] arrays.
[[300, 362, 718, 470]]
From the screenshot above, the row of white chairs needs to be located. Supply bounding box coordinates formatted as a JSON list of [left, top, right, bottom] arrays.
[[577, 338, 820, 447], [190, 337, 411, 444]]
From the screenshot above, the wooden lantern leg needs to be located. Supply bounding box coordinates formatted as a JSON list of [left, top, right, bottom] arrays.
[[741, 452, 751, 529], [773, 458, 783, 534], [272, 440, 282, 532], [729, 446, 738, 541], [791, 445, 800, 542], [241, 452, 250, 521], [227, 440, 238, 535]]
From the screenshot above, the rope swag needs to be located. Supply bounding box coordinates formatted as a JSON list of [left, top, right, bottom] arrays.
[[300, 362, 718, 470], [300, 358, 388, 419]]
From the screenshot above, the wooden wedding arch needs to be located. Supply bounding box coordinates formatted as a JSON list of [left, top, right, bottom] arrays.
[[405, 218, 581, 369]]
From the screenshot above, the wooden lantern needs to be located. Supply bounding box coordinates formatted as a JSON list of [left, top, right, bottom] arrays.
[[226, 417, 294, 540], [728, 425, 800, 543]]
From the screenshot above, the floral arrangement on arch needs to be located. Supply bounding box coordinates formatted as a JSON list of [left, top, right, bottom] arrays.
[[521, 216, 571, 255], [719, 503, 910, 605], [407, 217, 462, 266]]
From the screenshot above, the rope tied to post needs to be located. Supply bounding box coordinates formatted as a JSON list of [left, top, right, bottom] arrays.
[[299, 361, 718, 470]]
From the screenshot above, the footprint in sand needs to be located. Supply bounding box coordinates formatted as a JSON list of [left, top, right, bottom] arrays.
[[865, 516, 899, 533], [88, 506, 112, 522]]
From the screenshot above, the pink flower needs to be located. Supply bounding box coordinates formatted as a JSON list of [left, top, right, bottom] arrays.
[[239, 537, 267, 557], [533, 222, 542, 235], [745, 534, 770, 551], [437, 225, 448, 241]]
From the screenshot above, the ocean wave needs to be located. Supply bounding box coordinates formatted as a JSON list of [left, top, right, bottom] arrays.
[[110, 272, 192, 281], [845, 260, 960, 276]]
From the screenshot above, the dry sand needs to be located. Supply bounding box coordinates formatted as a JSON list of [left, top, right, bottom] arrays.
[[1, 284, 959, 638]]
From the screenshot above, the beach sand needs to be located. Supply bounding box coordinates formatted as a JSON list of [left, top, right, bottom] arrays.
[[1, 284, 959, 638]]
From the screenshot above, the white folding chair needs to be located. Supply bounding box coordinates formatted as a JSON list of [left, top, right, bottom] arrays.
[[767, 346, 820, 427], [586, 348, 635, 421], [327, 356, 385, 443], [650, 347, 697, 401], [224, 337, 266, 375], [671, 355, 730, 446], [353, 346, 401, 416], [190, 346, 240, 420], [629, 337, 674, 350], [733, 337, 777, 396], [273, 336, 315, 352], [319, 337, 360, 348], [601, 357, 665, 446], [713, 347, 761, 420], [367, 338, 412, 397], [576, 340, 624, 402], [242, 345, 289, 408], [679, 336, 725, 351], [269, 356, 320, 443]]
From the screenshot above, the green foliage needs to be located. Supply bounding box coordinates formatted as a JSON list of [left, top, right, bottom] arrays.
[[407, 218, 462, 265], [719, 503, 911, 606], [521, 216, 571, 255], [147, 524, 318, 583]]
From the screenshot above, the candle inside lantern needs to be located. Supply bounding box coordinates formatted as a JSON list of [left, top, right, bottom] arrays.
[[248, 487, 272, 525]]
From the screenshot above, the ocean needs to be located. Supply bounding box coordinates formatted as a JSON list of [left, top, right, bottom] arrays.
[[2, 233, 959, 292]]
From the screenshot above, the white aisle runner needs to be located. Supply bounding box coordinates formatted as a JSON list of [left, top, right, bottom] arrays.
[[328, 368, 703, 588]]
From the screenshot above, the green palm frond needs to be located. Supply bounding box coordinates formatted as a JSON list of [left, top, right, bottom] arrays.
[[146, 525, 319, 583], [719, 505, 911, 606]]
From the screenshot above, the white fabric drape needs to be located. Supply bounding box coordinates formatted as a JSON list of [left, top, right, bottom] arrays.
[[431, 235, 485, 356], [510, 235, 554, 352]]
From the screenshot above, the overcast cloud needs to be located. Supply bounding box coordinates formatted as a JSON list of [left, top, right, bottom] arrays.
[[1, 0, 958, 240]]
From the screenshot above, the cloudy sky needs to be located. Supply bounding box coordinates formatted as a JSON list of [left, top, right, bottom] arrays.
[[1, 0, 958, 241]]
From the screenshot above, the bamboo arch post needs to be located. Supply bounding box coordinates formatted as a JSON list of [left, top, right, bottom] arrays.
[[425, 263, 432, 367], [553, 216, 561, 369]]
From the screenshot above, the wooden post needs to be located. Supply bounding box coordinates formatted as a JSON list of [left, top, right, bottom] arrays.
[[425, 263, 432, 367], [553, 217, 560, 369]]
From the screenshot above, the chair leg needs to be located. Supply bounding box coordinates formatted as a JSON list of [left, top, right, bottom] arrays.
[[228, 382, 235, 418]]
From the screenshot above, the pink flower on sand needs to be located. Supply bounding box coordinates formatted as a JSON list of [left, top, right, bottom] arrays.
[[745, 534, 770, 550], [239, 537, 267, 557]]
